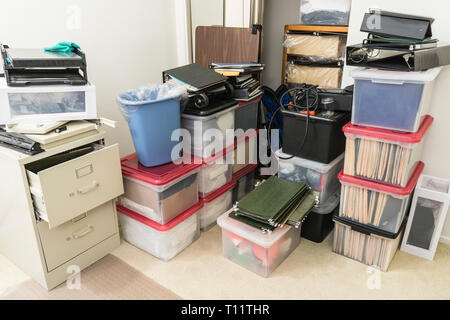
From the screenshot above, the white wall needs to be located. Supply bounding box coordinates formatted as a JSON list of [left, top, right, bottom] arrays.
[[191, 0, 224, 57], [344, 0, 450, 243], [0, 0, 180, 157], [225, 0, 251, 27]]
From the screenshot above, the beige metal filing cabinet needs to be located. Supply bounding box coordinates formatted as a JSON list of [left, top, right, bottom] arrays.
[[0, 127, 124, 290]]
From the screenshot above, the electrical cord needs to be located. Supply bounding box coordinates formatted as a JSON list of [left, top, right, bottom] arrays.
[[267, 84, 319, 160]]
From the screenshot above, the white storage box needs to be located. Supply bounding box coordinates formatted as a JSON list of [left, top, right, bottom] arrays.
[[343, 116, 433, 187], [117, 202, 202, 261], [277, 150, 344, 204], [233, 129, 258, 174], [181, 104, 237, 158], [333, 215, 405, 272], [401, 175, 450, 261], [199, 180, 235, 231], [119, 153, 201, 224], [338, 162, 423, 234], [351, 68, 440, 132], [217, 211, 301, 277], [198, 146, 234, 198], [0, 78, 97, 124]]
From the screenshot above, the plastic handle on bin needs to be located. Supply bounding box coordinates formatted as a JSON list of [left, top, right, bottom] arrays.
[[371, 79, 405, 85]]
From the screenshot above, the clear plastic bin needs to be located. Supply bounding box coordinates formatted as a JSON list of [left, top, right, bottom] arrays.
[[119, 153, 201, 224], [181, 104, 237, 158], [235, 96, 261, 135], [117, 202, 202, 261], [199, 180, 235, 231], [217, 210, 301, 277], [338, 162, 423, 234], [0, 78, 96, 124], [343, 116, 433, 187], [232, 164, 258, 203], [233, 129, 258, 174], [277, 150, 344, 204], [401, 175, 450, 261], [198, 146, 235, 198], [351, 68, 440, 132], [299, 0, 351, 26], [333, 215, 405, 272]]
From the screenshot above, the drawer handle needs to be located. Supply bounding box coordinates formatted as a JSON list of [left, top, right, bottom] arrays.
[[72, 226, 94, 239], [77, 181, 99, 195]]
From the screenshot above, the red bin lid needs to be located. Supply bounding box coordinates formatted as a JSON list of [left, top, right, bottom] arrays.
[[199, 180, 236, 203], [342, 115, 434, 144], [121, 153, 202, 186], [338, 161, 424, 196], [117, 201, 203, 231]]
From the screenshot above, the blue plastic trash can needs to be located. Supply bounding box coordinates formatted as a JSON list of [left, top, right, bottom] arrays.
[[118, 87, 181, 167]]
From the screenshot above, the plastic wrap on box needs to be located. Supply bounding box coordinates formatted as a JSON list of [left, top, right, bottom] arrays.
[[299, 0, 351, 26], [117, 83, 187, 122], [286, 63, 342, 89], [284, 34, 346, 60]]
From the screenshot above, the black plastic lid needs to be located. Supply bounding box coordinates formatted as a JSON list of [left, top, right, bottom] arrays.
[[333, 214, 406, 239], [281, 109, 351, 123], [182, 97, 237, 116]]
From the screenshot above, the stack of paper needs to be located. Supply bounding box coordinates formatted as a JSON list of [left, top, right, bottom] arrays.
[[229, 176, 317, 232]]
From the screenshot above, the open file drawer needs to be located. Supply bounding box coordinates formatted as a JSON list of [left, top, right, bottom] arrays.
[[37, 200, 118, 272], [26, 144, 124, 229]]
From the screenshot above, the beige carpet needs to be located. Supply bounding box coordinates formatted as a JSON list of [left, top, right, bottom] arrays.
[[0, 254, 181, 300]]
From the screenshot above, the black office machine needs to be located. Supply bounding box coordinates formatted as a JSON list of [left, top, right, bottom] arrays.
[[1, 44, 88, 86], [163, 63, 235, 115]]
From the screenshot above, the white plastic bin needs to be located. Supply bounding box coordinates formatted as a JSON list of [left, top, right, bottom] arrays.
[[217, 210, 301, 277], [338, 162, 423, 234], [199, 180, 235, 231], [117, 202, 202, 261], [351, 68, 440, 132], [343, 116, 433, 187], [277, 150, 344, 204], [233, 129, 258, 174], [0, 78, 97, 124], [181, 104, 237, 158], [401, 175, 450, 261], [198, 146, 234, 198], [333, 215, 405, 272], [119, 153, 201, 224]]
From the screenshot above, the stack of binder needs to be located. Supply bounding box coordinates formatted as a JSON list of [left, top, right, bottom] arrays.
[[346, 9, 450, 71], [209, 63, 264, 101]]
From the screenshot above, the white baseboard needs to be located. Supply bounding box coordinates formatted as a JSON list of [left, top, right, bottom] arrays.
[[440, 235, 450, 245]]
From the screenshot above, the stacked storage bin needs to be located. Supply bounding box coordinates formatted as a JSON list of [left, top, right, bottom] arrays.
[[182, 97, 262, 231], [117, 153, 203, 261], [332, 67, 440, 271], [276, 150, 344, 242]]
